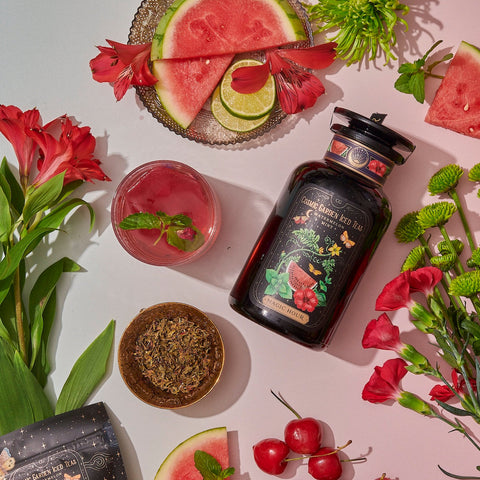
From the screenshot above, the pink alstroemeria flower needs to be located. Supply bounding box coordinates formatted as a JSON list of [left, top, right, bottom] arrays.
[[362, 313, 403, 352], [409, 266, 443, 296], [90, 40, 157, 101], [29, 116, 110, 187], [231, 43, 337, 114], [375, 271, 414, 311], [0, 105, 42, 181], [362, 358, 408, 403]]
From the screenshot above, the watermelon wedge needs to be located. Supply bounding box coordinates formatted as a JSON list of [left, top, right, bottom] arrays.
[[151, 0, 307, 60], [152, 54, 234, 128], [155, 427, 230, 480], [425, 41, 480, 139]]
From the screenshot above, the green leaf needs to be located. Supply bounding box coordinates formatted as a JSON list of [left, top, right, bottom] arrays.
[[0, 227, 54, 280], [36, 197, 95, 231], [167, 226, 205, 252], [55, 320, 115, 414], [435, 399, 475, 417], [23, 172, 65, 224], [168, 213, 193, 227], [194, 450, 234, 480], [28, 257, 82, 375], [0, 176, 12, 243], [0, 338, 52, 435], [0, 157, 24, 214], [119, 212, 163, 230], [410, 72, 426, 103], [394, 73, 413, 93]]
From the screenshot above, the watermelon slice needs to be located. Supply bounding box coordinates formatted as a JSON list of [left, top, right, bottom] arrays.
[[425, 41, 480, 139], [151, 0, 307, 60], [155, 426, 230, 480], [152, 54, 234, 128]]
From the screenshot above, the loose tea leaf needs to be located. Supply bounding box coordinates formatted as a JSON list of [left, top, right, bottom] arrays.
[[134, 316, 212, 394]]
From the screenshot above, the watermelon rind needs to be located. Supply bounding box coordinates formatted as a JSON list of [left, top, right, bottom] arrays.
[[154, 426, 229, 480], [150, 0, 307, 61], [425, 40, 480, 139]]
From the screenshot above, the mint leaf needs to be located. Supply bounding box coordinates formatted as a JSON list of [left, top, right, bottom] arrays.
[[194, 450, 234, 480], [166, 226, 205, 252], [119, 212, 163, 230]]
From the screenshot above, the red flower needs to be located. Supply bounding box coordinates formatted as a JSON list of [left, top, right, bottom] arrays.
[[28, 116, 110, 186], [293, 288, 319, 312], [0, 105, 42, 179], [231, 43, 337, 114], [409, 266, 443, 297], [362, 358, 408, 403], [90, 40, 157, 101], [429, 369, 477, 402], [362, 313, 403, 352], [375, 271, 414, 311]]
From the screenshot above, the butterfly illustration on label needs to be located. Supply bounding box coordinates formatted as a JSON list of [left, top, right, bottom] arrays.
[[0, 448, 15, 480], [340, 230, 355, 248], [64, 474, 81, 480], [293, 209, 313, 225], [308, 263, 322, 276]]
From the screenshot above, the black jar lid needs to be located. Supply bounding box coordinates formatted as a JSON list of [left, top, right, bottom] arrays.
[[330, 107, 416, 165]]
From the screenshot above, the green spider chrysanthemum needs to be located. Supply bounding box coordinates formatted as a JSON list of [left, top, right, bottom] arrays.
[[430, 253, 456, 272], [417, 202, 457, 229], [468, 163, 480, 182], [428, 164, 463, 195], [449, 271, 480, 297], [394, 211, 424, 243], [438, 239, 464, 256], [306, 0, 409, 65], [467, 248, 480, 268], [401, 246, 426, 272]]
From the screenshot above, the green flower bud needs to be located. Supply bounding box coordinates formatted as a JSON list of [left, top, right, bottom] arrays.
[[395, 212, 424, 243], [430, 253, 456, 272], [438, 238, 464, 256], [401, 246, 426, 272], [468, 163, 480, 182], [409, 302, 436, 332], [449, 271, 480, 298], [428, 164, 463, 195], [401, 344, 434, 374], [417, 202, 457, 229], [398, 391, 434, 416]]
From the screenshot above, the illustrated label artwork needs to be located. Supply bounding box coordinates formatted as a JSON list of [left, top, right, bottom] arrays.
[[249, 183, 372, 328]]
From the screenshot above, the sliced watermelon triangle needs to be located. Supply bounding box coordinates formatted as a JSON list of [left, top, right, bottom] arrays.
[[425, 41, 480, 139], [151, 0, 308, 60], [152, 54, 235, 128]]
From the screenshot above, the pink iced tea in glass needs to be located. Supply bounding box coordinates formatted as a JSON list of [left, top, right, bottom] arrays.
[[111, 161, 220, 265]]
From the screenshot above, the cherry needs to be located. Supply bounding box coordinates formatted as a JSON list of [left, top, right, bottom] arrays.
[[307, 447, 342, 480], [271, 390, 322, 454], [253, 438, 290, 475]]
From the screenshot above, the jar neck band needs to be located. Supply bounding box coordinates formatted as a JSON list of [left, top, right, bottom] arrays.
[[324, 133, 395, 187]]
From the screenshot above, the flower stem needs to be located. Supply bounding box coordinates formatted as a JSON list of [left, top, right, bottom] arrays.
[[449, 189, 477, 252], [14, 266, 27, 364]]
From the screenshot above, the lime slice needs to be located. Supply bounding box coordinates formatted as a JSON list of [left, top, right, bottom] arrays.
[[220, 59, 276, 120], [211, 86, 270, 132]]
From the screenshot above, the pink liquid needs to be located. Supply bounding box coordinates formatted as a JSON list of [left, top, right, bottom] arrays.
[[112, 161, 219, 265]]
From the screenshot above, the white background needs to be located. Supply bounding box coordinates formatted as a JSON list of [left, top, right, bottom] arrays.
[[1, 0, 480, 479]]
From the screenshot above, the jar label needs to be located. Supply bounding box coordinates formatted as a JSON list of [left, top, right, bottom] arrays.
[[248, 182, 372, 333]]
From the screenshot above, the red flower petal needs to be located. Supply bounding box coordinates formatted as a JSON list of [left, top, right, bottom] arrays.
[[409, 266, 443, 296], [362, 313, 402, 351], [429, 384, 454, 402], [362, 358, 408, 403], [276, 42, 337, 70], [375, 271, 414, 311], [231, 62, 270, 94]]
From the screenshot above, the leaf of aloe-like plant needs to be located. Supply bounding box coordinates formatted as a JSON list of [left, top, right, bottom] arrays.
[[36, 198, 95, 231], [0, 157, 24, 215], [23, 172, 65, 224], [0, 338, 53, 435], [55, 320, 115, 415], [0, 227, 53, 280], [29, 257, 82, 376]]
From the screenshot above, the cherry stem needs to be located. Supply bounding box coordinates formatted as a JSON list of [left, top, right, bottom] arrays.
[[284, 440, 353, 463], [270, 389, 302, 419]]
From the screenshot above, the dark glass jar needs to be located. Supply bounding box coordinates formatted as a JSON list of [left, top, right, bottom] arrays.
[[229, 107, 415, 349]]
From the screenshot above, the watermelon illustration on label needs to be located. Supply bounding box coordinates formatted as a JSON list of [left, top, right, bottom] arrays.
[[249, 183, 371, 330]]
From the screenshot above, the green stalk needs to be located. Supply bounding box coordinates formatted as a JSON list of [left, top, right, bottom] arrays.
[[449, 189, 477, 252]]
